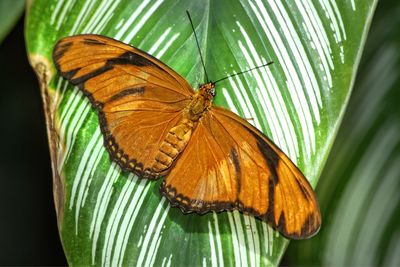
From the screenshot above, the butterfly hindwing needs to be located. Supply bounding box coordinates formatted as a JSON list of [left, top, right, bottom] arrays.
[[53, 34, 194, 178], [161, 106, 321, 239], [160, 115, 239, 213]]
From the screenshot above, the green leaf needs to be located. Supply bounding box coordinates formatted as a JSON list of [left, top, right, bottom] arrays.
[[0, 0, 25, 43], [26, 0, 376, 265], [285, 0, 400, 265]]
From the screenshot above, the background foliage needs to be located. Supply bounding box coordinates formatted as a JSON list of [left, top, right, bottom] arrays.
[[284, 0, 400, 265], [0, 0, 24, 43]]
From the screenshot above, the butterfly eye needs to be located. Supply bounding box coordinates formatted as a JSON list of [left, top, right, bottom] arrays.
[[210, 88, 216, 97]]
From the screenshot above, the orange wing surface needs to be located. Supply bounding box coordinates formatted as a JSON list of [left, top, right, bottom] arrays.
[[161, 106, 321, 239], [53, 34, 194, 178], [53, 33, 321, 239]]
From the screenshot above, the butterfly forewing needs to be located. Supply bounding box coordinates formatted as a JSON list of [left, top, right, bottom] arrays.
[[53, 34, 194, 97], [53, 34, 194, 177], [161, 107, 321, 239]]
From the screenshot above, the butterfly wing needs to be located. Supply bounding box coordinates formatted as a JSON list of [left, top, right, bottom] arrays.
[[53, 34, 194, 178], [161, 106, 321, 239]]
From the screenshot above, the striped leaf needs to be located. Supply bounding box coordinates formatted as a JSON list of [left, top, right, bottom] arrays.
[[285, 0, 400, 265], [26, 0, 376, 266]]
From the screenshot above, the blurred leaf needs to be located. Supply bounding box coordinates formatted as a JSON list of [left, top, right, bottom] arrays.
[[0, 0, 24, 43], [285, 1, 400, 266], [26, 0, 376, 266]]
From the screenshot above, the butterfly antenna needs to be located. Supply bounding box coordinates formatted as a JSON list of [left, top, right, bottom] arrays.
[[214, 61, 274, 84], [186, 10, 209, 83]]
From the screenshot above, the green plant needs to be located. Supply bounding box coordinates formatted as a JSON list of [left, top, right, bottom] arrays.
[[25, 0, 376, 265]]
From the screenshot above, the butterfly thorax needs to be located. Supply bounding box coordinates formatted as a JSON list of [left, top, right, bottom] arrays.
[[186, 82, 215, 121], [151, 83, 215, 175]]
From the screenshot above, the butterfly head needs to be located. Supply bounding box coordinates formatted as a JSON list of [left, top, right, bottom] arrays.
[[199, 82, 216, 100]]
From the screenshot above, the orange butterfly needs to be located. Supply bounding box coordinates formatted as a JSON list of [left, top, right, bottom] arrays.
[[53, 32, 321, 239]]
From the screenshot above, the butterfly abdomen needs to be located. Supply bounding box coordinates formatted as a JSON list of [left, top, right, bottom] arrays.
[[152, 119, 194, 174]]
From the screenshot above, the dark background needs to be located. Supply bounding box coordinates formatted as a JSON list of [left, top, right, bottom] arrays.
[[0, 17, 67, 265]]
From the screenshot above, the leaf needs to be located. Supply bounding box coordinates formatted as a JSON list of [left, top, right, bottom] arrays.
[[26, 0, 376, 265], [0, 0, 25, 43], [285, 0, 400, 266]]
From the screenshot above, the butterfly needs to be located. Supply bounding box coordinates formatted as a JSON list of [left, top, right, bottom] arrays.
[[53, 33, 321, 239]]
